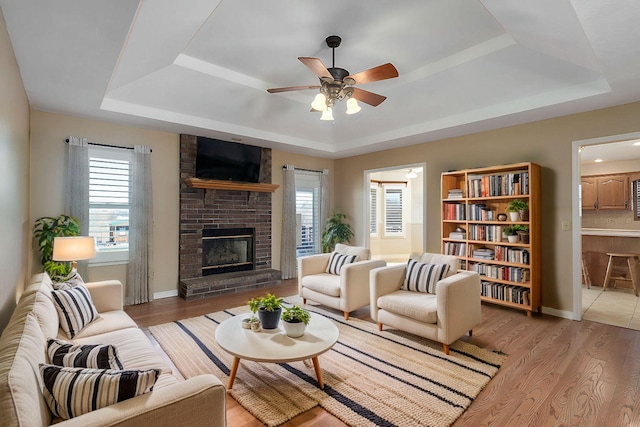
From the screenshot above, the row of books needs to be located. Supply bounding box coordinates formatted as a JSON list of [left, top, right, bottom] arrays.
[[472, 248, 494, 260], [468, 225, 504, 242], [443, 203, 466, 220], [494, 246, 530, 264], [469, 262, 530, 283], [481, 282, 531, 305], [447, 189, 464, 199], [444, 242, 466, 257], [468, 171, 529, 198], [468, 203, 497, 221]]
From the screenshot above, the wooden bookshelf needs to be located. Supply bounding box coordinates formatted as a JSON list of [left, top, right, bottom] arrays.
[[441, 162, 541, 316]]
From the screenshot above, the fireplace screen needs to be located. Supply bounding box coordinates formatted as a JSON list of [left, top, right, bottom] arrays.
[[202, 228, 255, 275]]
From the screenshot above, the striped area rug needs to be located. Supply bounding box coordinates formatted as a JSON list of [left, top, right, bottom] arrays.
[[148, 298, 505, 427]]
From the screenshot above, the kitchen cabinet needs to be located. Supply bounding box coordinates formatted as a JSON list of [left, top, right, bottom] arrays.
[[581, 174, 630, 210]]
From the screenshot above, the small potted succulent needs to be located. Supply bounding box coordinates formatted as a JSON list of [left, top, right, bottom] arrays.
[[281, 305, 311, 338], [248, 293, 283, 330], [244, 298, 262, 330], [506, 199, 529, 221], [503, 225, 519, 243]]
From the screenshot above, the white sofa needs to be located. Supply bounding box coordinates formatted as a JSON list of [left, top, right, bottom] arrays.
[[0, 273, 227, 426], [298, 243, 386, 319], [370, 253, 482, 354]]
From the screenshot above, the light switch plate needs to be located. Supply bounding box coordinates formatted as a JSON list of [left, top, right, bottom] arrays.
[[561, 220, 571, 231]]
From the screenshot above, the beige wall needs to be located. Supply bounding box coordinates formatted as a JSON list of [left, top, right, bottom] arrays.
[[335, 101, 640, 313], [270, 150, 335, 269], [29, 111, 180, 297], [0, 7, 30, 331]]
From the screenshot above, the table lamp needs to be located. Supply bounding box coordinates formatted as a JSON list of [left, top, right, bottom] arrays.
[[52, 236, 96, 270]]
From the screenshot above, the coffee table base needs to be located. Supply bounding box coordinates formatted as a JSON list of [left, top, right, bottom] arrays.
[[227, 356, 325, 390]]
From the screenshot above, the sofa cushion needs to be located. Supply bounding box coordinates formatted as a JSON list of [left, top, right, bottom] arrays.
[[335, 243, 370, 260], [403, 260, 450, 294], [325, 252, 358, 274], [30, 287, 60, 339], [40, 364, 159, 420], [52, 284, 99, 339], [52, 270, 85, 290], [377, 290, 438, 324], [301, 273, 341, 297], [62, 310, 138, 339], [47, 338, 124, 370]]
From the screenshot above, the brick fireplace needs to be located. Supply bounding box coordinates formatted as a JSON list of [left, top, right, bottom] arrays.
[[179, 134, 282, 300]]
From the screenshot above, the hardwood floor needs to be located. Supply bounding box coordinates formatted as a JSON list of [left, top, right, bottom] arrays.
[[125, 280, 640, 426]]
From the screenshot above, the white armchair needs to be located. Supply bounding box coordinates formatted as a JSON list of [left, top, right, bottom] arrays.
[[298, 243, 386, 319], [370, 253, 481, 354]]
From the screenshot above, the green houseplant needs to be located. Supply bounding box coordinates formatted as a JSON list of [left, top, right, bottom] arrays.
[[514, 224, 530, 244], [506, 199, 529, 221], [248, 293, 283, 330], [503, 225, 519, 243], [33, 214, 80, 281], [281, 305, 311, 337], [322, 211, 355, 253]]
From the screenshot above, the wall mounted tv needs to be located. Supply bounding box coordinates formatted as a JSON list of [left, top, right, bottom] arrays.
[[195, 137, 262, 183]]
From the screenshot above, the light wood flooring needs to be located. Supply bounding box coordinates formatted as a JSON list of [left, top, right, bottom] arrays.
[[125, 280, 640, 427]]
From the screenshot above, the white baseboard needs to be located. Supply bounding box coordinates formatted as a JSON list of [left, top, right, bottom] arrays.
[[541, 305, 578, 320], [154, 289, 178, 299]]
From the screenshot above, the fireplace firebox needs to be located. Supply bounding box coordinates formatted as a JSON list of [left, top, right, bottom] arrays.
[[202, 228, 255, 276]]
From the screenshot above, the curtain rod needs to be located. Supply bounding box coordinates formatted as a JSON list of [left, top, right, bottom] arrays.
[[64, 138, 152, 152], [282, 166, 324, 173]]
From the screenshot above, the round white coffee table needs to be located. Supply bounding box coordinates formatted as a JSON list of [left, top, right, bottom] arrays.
[[215, 312, 339, 389]]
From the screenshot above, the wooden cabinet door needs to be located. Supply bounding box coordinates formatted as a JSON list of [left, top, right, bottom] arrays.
[[597, 175, 629, 210], [581, 177, 597, 210]]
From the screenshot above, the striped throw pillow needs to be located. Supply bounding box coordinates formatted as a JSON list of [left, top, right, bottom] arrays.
[[403, 259, 451, 294], [325, 252, 358, 274], [39, 364, 159, 420], [51, 284, 99, 338], [47, 338, 123, 370], [52, 270, 85, 290]]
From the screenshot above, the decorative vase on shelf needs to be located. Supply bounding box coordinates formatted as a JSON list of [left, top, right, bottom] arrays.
[[507, 234, 519, 243], [509, 212, 519, 222]]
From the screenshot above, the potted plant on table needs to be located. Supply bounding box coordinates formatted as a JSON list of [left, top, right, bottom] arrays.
[[506, 199, 529, 221], [281, 305, 311, 338], [248, 293, 283, 330]]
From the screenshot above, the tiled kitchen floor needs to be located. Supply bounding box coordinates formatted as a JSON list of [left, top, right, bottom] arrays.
[[582, 285, 640, 330]]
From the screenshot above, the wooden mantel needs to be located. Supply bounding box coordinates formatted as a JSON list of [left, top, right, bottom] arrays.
[[184, 177, 279, 193]]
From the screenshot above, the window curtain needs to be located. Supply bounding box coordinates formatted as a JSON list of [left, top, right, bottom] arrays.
[[127, 145, 153, 305], [281, 165, 297, 279], [65, 137, 90, 278], [320, 169, 330, 242]]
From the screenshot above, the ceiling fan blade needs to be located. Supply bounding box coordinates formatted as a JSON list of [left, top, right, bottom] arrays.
[[348, 63, 398, 85], [267, 85, 320, 94], [352, 87, 387, 107], [298, 57, 332, 79]]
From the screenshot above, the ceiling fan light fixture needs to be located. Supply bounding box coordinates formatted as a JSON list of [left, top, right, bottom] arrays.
[[311, 93, 327, 111], [346, 97, 361, 115], [320, 106, 334, 121]]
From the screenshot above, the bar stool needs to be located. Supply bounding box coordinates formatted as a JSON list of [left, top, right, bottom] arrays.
[[581, 252, 592, 289], [603, 253, 639, 296]]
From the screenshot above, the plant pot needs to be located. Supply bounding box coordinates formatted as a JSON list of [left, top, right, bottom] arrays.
[[507, 234, 519, 243], [258, 307, 282, 329], [508, 212, 519, 222], [282, 320, 307, 337], [519, 210, 529, 221], [518, 232, 530, 244]]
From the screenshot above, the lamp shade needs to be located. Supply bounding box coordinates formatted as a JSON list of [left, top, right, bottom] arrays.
[[345, 97, 361, 115], [52, 236, 96, 262], [311, 93, 327, 112], [320, 107, 334, 121]]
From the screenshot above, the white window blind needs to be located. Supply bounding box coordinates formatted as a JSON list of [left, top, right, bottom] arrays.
[[295, 171, 322, 256], [370, 183, 378, 235], [88, 152, 131, 257], [635, 180, 640, 220], [383, 184, 405, 236]]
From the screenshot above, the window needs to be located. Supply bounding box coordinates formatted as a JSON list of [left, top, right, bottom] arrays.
[[88, 147, 131, 264], [370, 183, 378, 236], [295, 171, 322, 257], [635, 179, 640, 221], [383, 183, 405, 237]]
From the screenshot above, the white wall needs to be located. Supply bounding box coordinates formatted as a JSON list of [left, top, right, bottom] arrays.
[[0, 7, 30, 331]]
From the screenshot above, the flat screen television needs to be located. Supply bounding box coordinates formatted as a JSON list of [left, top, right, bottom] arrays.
[[195, 137, 262, 183]]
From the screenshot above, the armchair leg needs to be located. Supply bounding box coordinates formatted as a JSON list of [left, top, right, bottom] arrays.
[[469, 329, 473, 337], [378, 323, 383, 332], [443, 344, 450, 355], [343, 312, 349, 320], [302, 298, 306, 304]]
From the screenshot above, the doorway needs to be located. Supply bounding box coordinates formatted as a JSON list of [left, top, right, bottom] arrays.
[[363, 164, 426, 263], [573, 132, 640, 329]]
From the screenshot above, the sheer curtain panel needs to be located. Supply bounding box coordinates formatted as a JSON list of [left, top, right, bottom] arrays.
[[281, 165, 297, 279], [65, 137, 90, 278], [127, 145, 153, 305]]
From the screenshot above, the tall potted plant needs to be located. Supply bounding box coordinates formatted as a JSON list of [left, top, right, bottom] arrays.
[[33, 214, 80, 281], [322, 211, 354, 253]]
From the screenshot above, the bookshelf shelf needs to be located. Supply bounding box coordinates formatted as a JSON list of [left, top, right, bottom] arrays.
[[441, 162, 541, 316]]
